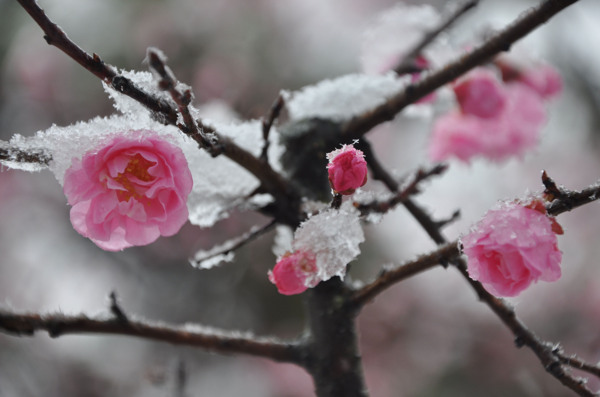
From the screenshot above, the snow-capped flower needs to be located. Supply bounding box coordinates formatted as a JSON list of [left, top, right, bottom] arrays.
[[461, 200, 562, 297], [63, 130, 193, 251], [268, 250, 319, 295], [326, 144, 368, 195]]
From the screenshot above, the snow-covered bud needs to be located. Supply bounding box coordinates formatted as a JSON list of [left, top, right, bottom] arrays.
[[326, 144, 368, 195]]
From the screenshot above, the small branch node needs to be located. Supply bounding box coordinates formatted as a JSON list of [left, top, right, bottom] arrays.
[[109, 291, 128, 323]]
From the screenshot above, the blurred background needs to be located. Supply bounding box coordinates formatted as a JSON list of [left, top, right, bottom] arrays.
[[1, 0, 600, 396]]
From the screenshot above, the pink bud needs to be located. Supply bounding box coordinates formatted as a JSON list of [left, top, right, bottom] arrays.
[[461, 200, 562, 297], [453, 68, 507, 119], [268, 250, 318, 295], [326, 144, 368, 195], [63, 131, 193, 251]]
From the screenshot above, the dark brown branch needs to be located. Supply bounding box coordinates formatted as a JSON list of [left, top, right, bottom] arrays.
[[354, 164, 448, 215], [356, 139, 451, 241], [396, 175, 600, 396], [147, 48, 220, 155], [454, 262, 596, 396], [341, 0, 580, 141], [351, 242, 460, 307], [556, 352, 600, 379], [16, 0, 178, 124], [543, 170, 600, 216], [306, 278, 368, 397], [0, 309, 304, 364], [394, 0, 479, 75], [261, 94, 285, 161]]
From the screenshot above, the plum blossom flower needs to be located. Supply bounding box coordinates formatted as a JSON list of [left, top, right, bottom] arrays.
[[429, 77, 546, 163], [453, 68, 507, 119], [461, 200, 563, 297], [497, 58, 562, 100], [63, 131, 193, 251], [268, 250, 319, 295], [327, 144, 368, 195]]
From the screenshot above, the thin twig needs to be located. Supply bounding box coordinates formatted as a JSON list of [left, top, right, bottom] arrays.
[[356, 139, 452, 237], [108, 291, 128, 323], [261, 94, 285, 161], [394, 0, 479, 75], [147, 48, 221, 156], [16, 0, 178, 124], [190, 220, 277, 267], [341, 0, 580, 141], [556, 352, 600, 379], [351, 242, 460, 307], [354, 164, 448, 215], [0, 309, 305, 364], [543, 170, 600, 216]]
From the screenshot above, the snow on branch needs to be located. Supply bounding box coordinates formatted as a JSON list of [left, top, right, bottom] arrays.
[[0, 305, 304, 365]]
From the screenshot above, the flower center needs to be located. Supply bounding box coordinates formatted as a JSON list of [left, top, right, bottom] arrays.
[[115, 154, 157, 202]]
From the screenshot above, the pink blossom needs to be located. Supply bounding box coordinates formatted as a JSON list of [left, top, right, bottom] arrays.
[[453, 68, 507, 118], [497, 58, 562, 100], [326, 144, 368, 195], [517, 65, 562, 99], [63, 131, 193, 251], [429, 81, 546, 163], [268, 250, 318, 295], [461, 200, 562, 297]]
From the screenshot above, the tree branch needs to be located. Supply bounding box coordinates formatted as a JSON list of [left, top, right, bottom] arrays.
[[341, 0, 580, 141], [190, 219, 277, 267], [15, 0, 304, 227], [394, 0, 480, 75], [351, 242, 460, 308], [0, 143, 51, 167], [354, 163, 448, 216], [0, 309, 305, 364], [454, 262, 596, 396], [261, 94, 285, 161], [394, 175, 600, 396]]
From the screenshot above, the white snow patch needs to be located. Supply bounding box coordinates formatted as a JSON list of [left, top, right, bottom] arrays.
[[284, 73, 410, 121], [293, 201, 364, 282]]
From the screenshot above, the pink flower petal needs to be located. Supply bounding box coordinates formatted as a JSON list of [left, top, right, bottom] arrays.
[[462, 201, 563, 297], [326, 144, 368, 195], [63, 130, 193, 251]]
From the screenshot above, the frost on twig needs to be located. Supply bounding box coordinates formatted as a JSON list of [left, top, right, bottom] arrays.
[[190, 220, 276, 269], [0, 308, 304, 364]]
